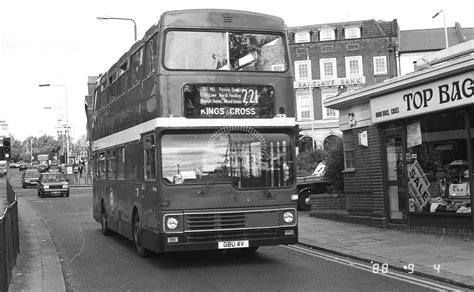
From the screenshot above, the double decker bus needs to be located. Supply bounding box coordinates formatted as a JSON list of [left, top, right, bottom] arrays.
[[91, 9, 298, 256]]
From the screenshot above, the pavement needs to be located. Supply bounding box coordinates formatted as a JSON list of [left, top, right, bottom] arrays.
[[298, 212, 474, 289], [2, 183, 473, 291]]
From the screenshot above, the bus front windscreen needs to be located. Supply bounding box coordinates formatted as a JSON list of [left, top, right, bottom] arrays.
[[164, 31, 288, 72], [161, 132, 294, 188]]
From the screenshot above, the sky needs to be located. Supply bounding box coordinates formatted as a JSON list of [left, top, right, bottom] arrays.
[[1, 0, 473, 142]]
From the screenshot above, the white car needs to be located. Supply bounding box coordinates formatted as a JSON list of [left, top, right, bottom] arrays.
[[312, 162, 326, 177]]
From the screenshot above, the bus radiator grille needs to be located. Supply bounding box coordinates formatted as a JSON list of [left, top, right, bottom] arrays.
[[185, 210, 280, 231], [186, 213, 246, 230]]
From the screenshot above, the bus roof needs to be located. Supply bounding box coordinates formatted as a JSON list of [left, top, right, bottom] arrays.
[[160, 9, 286, 31]]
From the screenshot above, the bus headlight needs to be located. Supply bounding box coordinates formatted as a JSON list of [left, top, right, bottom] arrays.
[[283, 211, 294, 223], [163, 213, 183, 233], [166, 217, 179, 230]]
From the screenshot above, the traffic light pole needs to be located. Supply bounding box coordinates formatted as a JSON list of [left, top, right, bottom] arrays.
[[1, 137, 12, 196]]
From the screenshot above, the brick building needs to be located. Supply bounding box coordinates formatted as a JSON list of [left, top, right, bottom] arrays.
[[325, 41, 474, 234], [288, 19, 399, 151]]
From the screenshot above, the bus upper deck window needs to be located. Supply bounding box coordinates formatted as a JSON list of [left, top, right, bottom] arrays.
[[164, 31, 288, 72]]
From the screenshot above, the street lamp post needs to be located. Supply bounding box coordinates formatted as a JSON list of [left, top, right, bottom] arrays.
[[97, 16, 137, 41], [432, 10, 449, 48], [39, 84, 70, 164]]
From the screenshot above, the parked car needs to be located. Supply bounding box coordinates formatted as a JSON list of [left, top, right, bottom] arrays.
[[21, 170, 41, 188], [26, 164, 39, 171], [38, 164, 49, 173], [9, 162, 19, 168], [0, 165, 6, 177], [18, 163, 28, 171], [37, 172, 70, 197], [48, 165, 62, 173]]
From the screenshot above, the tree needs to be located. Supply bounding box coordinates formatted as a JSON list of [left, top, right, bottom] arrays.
[[324, 138, 345, 192], [10, 135, 24, 162], [20, 135, 61, 161], [71, 134, 88, 159], [296, 149, 326, 177]]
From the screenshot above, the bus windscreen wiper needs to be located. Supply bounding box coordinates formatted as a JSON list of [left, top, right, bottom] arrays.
[[239, 167, 273, 198], [197, 143, 230, 196], [196, 163, 227, 196]]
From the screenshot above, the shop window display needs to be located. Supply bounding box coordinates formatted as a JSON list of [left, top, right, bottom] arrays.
[[405, 109, 471, 214]]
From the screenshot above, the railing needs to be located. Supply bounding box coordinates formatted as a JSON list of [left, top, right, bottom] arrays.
[[0, 180, 19, 291], [66, 173, 93, 186]]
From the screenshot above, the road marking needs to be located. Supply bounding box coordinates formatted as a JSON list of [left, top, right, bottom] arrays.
[[283, 245, 459, 291], [71, 227, 86, 263]]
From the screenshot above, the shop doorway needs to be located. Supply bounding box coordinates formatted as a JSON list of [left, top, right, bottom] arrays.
[[384, 137, 407, 223]]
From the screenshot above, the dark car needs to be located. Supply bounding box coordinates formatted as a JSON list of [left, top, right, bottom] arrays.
[[21, 170, 41, 188], [26, 164, 39, 171], [38, 164, 49, 173], [37, 172, 70, 197], [18, 163, 28, 171]]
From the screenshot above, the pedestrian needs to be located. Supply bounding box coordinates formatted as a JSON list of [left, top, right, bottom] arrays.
[[78, 163, 83, 177]]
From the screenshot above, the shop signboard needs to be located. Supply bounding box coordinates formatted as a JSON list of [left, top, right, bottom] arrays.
[[370, 71, 474, 123], [294, 76, 366, 89], [407, 160, 431, 212]]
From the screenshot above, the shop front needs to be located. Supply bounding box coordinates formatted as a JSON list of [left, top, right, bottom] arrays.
[[325, 43, 473, 234]]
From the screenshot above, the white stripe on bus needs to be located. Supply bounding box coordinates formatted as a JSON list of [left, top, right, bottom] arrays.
[[92, 117, 296, 151]]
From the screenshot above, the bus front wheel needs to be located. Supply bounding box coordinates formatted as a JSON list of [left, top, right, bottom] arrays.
[[298, 189, 315, 211], [132, 213, 151, 257]]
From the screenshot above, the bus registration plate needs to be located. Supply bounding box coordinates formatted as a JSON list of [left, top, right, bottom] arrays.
[[218, 240, 249, 249]]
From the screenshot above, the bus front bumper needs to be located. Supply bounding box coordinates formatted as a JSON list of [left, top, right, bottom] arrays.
[[156, 227, 298, 252]]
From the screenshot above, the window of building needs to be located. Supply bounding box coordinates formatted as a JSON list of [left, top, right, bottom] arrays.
[[296, 90, 312, 121], [321, 46, 334, 53], [320, 28, 335, 41], [346, 44, 359, 51], [345, 56, 363, 77], [321, 90, 339, 119], [344, 27, 361, 39], [144, 134, 156, 180], [295, 32, 310, 43], [294, 60, 312, 80], [295, 48, 309, 56], [343, 131, 355, 169], [319, 58, 337, 79], [404, 108, 471, 214], [374, 56, 387, 75], [323, 135, 341, 151]]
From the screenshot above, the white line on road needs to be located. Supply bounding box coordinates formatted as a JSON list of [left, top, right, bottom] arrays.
[[283, 245, 460, 291]]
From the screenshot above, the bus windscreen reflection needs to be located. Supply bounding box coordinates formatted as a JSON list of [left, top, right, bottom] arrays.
[[161, 132, 294, 188]]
